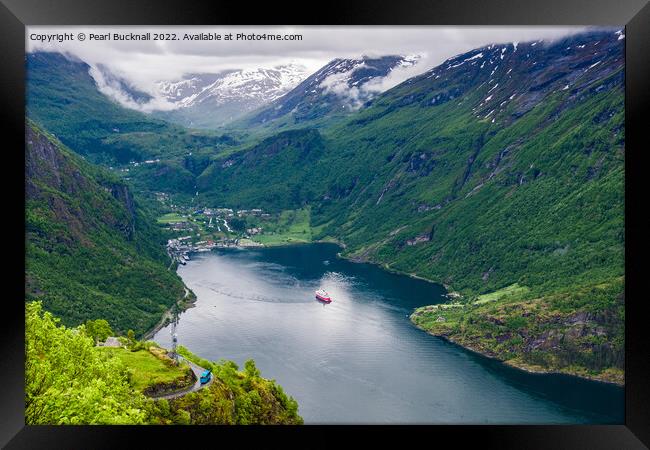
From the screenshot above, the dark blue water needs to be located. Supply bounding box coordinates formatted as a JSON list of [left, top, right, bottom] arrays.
[[153, 243, 624, 424]]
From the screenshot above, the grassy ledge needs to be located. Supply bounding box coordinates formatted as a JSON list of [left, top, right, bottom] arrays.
[[97, 346, 195, 395]]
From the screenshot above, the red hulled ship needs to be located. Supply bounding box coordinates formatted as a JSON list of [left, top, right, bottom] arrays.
[[315, 289, 332, 303]]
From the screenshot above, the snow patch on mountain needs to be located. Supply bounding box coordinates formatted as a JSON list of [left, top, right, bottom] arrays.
[[319, 54, 422, 109], [156, 64, 309, 110], [89, 63, 310, 116]]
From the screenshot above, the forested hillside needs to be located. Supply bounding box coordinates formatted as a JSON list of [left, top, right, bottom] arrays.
[[199, 30, 624, 297], [26, 52, 238, 195], [25, 121, 187, 335]]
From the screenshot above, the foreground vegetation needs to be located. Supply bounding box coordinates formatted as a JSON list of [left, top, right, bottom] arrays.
[[153, 346, 302, 425], [26, 302, 303, 425]]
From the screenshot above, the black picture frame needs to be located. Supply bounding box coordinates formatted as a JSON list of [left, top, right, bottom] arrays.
[[2, 0, 648, 447]]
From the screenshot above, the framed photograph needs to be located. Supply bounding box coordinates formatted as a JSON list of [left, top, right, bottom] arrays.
[[2, 0, 648, 447]]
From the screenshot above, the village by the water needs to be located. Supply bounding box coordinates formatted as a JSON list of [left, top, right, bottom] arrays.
[[156, 191, 307, 266], [164, 206, 266, 265]]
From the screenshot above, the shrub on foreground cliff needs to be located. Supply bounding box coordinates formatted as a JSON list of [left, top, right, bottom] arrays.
[[26, 301, 148, 424], [25, 301, 303, 425], [159, 346, 303, 425]]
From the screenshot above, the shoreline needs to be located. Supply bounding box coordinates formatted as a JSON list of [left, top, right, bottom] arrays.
[[156, 239, 623, 388], [142, 309, 172, 341], [334, 244, 623, 387], [413, 324, 625, 387], [333, 243, 452, 295], [143, 287, 196, 341]]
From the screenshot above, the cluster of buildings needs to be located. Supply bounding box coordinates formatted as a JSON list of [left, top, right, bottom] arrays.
[[167, 236, 246, 265], [160, 202, 273, 260], [155, 192, 170, 203], [237, 209, 270, 218], [130, 159, 161, 167], [198, 207, 233, 217], [166, 237, 193, 265]]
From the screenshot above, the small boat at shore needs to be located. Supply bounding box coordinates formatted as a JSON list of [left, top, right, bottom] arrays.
[[315, 289, 332, 303]]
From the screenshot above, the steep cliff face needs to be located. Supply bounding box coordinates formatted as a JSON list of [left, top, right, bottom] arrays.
[[26, 124, 138, 243], [26, 121, 186, 335], [109, 183, 136, 240]]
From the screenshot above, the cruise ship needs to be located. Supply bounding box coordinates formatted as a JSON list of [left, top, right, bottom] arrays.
[[315, 289, 332, 303]]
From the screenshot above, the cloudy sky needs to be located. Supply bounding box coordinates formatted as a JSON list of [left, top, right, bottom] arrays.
[[27, 26, 589, 111]]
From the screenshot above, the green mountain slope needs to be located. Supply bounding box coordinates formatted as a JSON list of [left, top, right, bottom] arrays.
[[25, 121, 187, 335], [27, 52, 169, 163], [192, 30, 625, 381], [197, 30, 624, 297], [26, 52, 238, 195], [197, 128, 326, 210]]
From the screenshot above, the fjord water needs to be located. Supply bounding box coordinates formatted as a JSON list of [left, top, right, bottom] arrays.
[[153, 243, 623, 424]]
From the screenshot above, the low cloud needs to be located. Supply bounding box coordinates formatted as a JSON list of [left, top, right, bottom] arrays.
[[27, 26, 591, 112], [361, 55, 423, 94], [319, 55, 427, 109], [89, 64, 178, 112], [320, 63, 369, 110]]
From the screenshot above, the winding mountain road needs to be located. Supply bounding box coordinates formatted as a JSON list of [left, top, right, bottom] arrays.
[[149, 356, 213, 400]]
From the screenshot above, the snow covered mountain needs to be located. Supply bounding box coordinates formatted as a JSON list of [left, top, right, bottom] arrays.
[[84, 55, 421, 129], [152, 64, 309, 128], [246, 54, 421, 126]]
